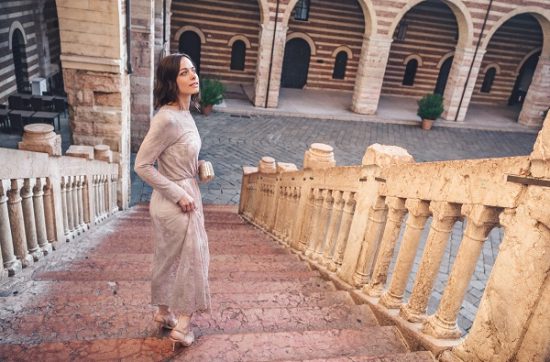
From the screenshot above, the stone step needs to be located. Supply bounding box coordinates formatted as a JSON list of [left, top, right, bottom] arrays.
[[173, 327, 408, 361], [289, 352, 436, 362]]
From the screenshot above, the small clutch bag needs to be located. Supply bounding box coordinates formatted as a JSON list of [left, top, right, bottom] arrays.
[[198, 161, 215, 183]]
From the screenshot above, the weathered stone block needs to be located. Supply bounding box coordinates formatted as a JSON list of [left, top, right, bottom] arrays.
[[65, 145, 94, 160], [94, 144, 113, 163], [18, 124, 62, 156], [258, 156, 276, 174], [304, 143, 335, 170], [362, 143, 414, 167]]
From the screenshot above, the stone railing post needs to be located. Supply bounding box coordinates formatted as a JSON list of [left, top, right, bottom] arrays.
[[379, 199, 430, 308], [32, 178, 52, 255], [321, 190, 344, 265], [60, 176, 70, 241], [400, 201, 462, 322], [296, 187, 315, 252], [285, 187, 300, 242], [423, 204, 499, 339], [93, 175, 100, 223], [43, 178, 57, 248], [328, 191, 356, 272], [76, 176, 85, 230], [66, 175, 76, 235], [363, 197, 407, 297], [0, 181, 22, 275], [304, 188, 325, 258], [71, 176, 81, 234], [313, 189, 334, 261], [273, 185, 285, 238], [21, 178, 42, 261], [82, 176, 91, 226], [8, 179, 33, 268]]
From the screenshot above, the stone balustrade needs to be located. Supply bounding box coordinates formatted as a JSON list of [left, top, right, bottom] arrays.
[[0, 147, 118, 281], [239, 143, 546, 359]]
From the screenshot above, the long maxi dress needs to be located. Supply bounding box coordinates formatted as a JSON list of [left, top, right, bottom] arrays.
[[134, 106, 210, 315]]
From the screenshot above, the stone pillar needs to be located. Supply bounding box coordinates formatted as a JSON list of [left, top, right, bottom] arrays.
[[66, 176, 75, 234], [518, 55, 550, 127], [441, 47, 485, 122], [76, 176, 85, 230], [400, 201, 461, 322], [254, 23, 289, 108], [304, 143, 336, 170], [58, 0, 131, 209], [258, 156, 277, 173], [8, 180, 33, 268], [352, 196, 388, 287], [321, 190, 344, 265], [71, 176, 81, 234], [328, 192, 356, 272], [239, 166, 257, 216], [363, 197, 407, 297], [18, 124, 62, 156], [313, 189, 334, 261], [60, 176, 70, 240], [43, 178, 57, 248], [154, 0, 171, 67], [296, 188, 315, 252], [273, 186, 286, 238], [0, 181, 22, 275], [285, 187, 299, 242], [379, 199, 430, 308], [21, 179, 42, 261], [423, 204, 499, 339], [130, 0, 155, 152], [32, 178, 52, 255], [304, 188, 324, 258], [351, 36, 393, 114], [82, 177, 91, 225]]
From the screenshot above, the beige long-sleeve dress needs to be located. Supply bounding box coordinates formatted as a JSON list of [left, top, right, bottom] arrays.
[[134, 107, 210, 315]]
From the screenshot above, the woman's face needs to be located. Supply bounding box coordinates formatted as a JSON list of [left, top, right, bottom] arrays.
[[176, 56, 199, 96]]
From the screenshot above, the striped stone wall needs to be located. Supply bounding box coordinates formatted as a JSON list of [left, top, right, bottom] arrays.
[[286, 0, 364, 92], [170, 0, 261, 84], [471, 14, 543, 105], [381, 1, 458, 98]]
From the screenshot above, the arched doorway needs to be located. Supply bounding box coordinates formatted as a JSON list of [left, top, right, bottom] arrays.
[[179, 31, 201, 73], [12, 29, 29, 93], [435, 56, 454, 96], [281, 38, 311, 89], [508, 51, 539, 105]]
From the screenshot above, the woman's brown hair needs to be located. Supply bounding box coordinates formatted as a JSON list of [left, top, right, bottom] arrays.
[[153, 53, 200, 111]]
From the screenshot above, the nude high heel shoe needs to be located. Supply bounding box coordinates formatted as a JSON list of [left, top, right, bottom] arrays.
[[153, 311, 177, 331], [169, 317, 195, 350]]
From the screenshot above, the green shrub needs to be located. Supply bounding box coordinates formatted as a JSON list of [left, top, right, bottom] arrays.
[[417, 93, 444, 120], [200, 78, 225, 107]]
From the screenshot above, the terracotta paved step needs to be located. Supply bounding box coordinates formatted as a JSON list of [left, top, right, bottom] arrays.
[[291, 352, 435, 362], [173, 327, 408, 361]]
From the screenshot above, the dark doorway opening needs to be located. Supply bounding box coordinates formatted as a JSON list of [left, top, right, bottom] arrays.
[[230, 40, 246, 71], [281, 38, 311, 88], [332, 51, 348, 80], [12, 29, 29, 93], [434, 56, 453, 96], [508, 51, 540, 105], [179, 31, 201, 74]]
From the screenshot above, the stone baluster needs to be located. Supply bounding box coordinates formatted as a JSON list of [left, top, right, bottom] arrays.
[[304, 188, 325, 258], [251, 180, 263, 222], [71, 176, 81, 234], [297, 188, 315, 252], [32, 178, 52, 255], [363, 197, 407, 297], [76, 176, 85, 230], [60, 177, 70, 239], [102, 175, 108, 218], [7, 179, 33, 267], [104, 174, 111, 216], [284, 187, 299, 242], [321, 190, 344, 265], [265, 184, 277, 231], [82, 177, 91, 225], [278, 186, 291, 239], [257, 183, 267, 226], [67, 175, 76, 233], [423, 204, 500, 339], [328, 192, 356, 272], [94, 175, 101, 223], [264, 184, 274, 228], [379, 199, 431, 308], [400, 201, 462, 323], [352, 196, 388, 286], [244, 181, 254, 218], [111, 174, 118, 212], [0, 181, 22, 275], [273, 186, 286, 239], [21, 179, 42, 261], [99, 175, 106, 220], [313, 189, 334, 261], [43, 178, 57, 247]]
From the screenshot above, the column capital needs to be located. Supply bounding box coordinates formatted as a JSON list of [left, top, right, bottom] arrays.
[[461, 204, 500, 229], [405, 199, 430, 217], [429, 201, 462, 222]]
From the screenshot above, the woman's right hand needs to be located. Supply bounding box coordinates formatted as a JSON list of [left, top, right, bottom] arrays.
[[177, 196, 196, 213]]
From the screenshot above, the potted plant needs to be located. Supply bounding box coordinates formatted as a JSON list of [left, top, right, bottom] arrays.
[[199, 78, 225, 116], [417, 93, 444, 130]]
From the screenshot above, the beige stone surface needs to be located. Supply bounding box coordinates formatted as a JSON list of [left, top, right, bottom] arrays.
[[66, 145, 95, 160], [18, 124, 62, 157], [94, 145, 113, 163], [258, 156, 277, 174], [304, 143, 336, 170], [276, 162, 298, 173], [362, 144, 414, 167]]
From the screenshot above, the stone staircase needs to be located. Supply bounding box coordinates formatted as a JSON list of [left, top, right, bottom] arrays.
[[0, 205, 435, 361]]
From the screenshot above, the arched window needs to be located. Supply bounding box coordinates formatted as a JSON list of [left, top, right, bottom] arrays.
[[402, 59, 418, 86], [293, 0, 310, 21], [230, 40, 246, 71], [332, 51, 348, 79], [481, 67, 496, 93]]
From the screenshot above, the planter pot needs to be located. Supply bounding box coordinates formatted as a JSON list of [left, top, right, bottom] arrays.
[[201, 104, 214, 116], [421, 118, 434, 130]]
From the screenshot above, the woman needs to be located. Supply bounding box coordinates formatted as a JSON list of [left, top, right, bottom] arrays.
[[134, 53, 210, 348]]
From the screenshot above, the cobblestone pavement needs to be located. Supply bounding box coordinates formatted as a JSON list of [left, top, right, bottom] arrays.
[[131, 112, 538, 333]]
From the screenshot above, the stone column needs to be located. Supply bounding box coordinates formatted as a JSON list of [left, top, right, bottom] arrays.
[[284, 187, 299, 242], [363, 197, 407, 297], [296, 188, 315, 252], [60, 177, 70, 240], [441, 47, 485, 122], [58, 0, 131, 209], [328, 192, 356, 272], [351, 35, 393, 114], [32, 178, 52, 255], [71, 177, 81, 234], [43, 178, 57, 248], [304, 144, 336, 170], [82, 177, 91, 225], [66, 176, 76, 234], [379, 199, 430, 308], [18, 124, 62, 156], [7, 180, 33, 268], [423, 204, 499, 339], [76, 176, 85, 230], [0, 181, 22, 275], [21, 179, 42, 261], [239, 167, 257, 215], [352, 196, 388, 287], [518, 55, 550, 127], [321, 191, 344, 265], [254, 23, 289, 108], [313, 190, 334, 261], [400, 201, 461, 323], [273, 186, 286, 238], [305, 188, 325, 258]]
